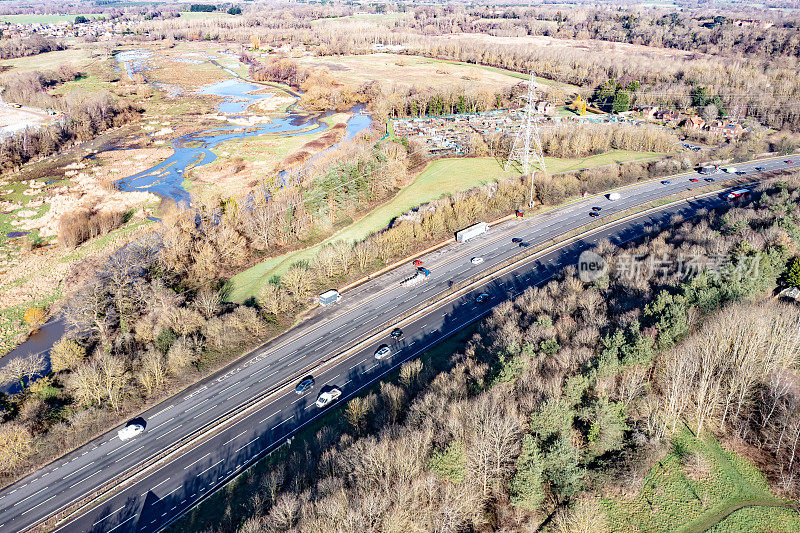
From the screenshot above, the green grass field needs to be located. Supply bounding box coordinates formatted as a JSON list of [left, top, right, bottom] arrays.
[[226, 151, 659, 301], [603, 430, 798, 532]]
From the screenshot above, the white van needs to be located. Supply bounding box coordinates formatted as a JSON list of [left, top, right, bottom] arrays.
[[607, 192, 621, 201]]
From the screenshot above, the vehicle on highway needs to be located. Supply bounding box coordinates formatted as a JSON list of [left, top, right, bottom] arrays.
[[607, 192, 621, 201], [704, 177, 715, 182], [471, 256, 484, 265], [724, 167, 737, 173], [726, 188, 750, 200], [592, 206, 602, 211], [318, 289, 341, 306], [315, 387, 342, 408], [412, 259, 423, 266], [401, 268, 430, 288], [699, 165, 717, 174], [755, 166, 765, 171], [456, 221, 489, 243], [374, 344, 391, 360], [786, 160, 794, 164], [512, 237, 522, 243], [295, 376, 315, 394], [118, 423, 144, 441], [589, 212, 599, 217], [518, 241, 530, 247], [390, 327, 403, 339], [476, 292, 489, 303], [689, 178, 699, 182], [661, 180, 671, 185], [735, 170, 747, 175]]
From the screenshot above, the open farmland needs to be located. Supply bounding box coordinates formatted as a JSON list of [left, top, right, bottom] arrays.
[[297, 53, 525, 92]]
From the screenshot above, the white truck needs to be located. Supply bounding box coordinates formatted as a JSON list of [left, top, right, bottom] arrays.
[[456, 222, 488, 243], [401, 268, 430, 288], [318, 289, 341, 306]]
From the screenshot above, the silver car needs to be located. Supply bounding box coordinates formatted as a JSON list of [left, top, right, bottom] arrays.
[[374, 344, 391, 360]]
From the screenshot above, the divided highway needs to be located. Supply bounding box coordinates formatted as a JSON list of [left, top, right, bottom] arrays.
[[0, 157, 796, 533]]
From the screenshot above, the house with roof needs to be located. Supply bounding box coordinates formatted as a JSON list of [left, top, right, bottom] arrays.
[[681, 115, 706, 131], [708, 121, 744, 139]]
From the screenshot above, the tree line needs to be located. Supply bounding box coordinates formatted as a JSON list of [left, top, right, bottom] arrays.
[[0, 66, 141, 173], [168, 174, 800, 533], [0, 35, 64, 60]]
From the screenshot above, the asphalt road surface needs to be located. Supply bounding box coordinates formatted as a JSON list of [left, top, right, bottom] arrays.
[[0, 157, 795, 533]]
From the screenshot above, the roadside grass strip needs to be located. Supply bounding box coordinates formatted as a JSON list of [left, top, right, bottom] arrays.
[[603, 429, 797, 532]]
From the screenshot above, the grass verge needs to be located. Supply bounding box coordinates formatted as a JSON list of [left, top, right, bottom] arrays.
[[226, 151, 661, 302]]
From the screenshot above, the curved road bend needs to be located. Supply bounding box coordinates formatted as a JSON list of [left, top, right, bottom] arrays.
[[0, 157, 795, 533]]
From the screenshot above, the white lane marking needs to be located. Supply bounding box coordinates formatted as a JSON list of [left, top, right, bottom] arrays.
[[151, 404, 174, 418], [14, 485, 48, 505], [184, 452, 210, 470], [271, 415, 293, 431], [234, 438, 258, 453], [155, 485, 181, 503], [257, 369, 279, 383], [106, 514, 136, 532], [117, 445, 145, 463], [141, 477, 170, 497], [223, 430, 247, 446], [93, 505, 125, 525], [75, 469, 101, 484], [156, 424, 183, 440], [20, 494, 57, 516], [192, 405, 216, 420], [62, 461, 95, 479], [259, 411, 279, 425], [199, 459, 224, 476], [183, 397, 210, 412]]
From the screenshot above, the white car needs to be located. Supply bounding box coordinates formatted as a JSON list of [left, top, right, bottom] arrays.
[[471, 257, 484, 265], [607, 192, 621, 201], [374, 344, 391, 360], [315, 387, 342, 408], [118, 423, 144, 441]]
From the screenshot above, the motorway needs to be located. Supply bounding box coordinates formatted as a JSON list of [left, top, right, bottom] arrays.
[[0, 156, 796, 533]]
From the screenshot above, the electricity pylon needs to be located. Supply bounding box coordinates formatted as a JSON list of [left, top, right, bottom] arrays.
[[505, 73, 547, 208]]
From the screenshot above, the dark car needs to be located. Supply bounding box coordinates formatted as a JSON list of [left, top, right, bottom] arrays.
[[755, 166, 765, 171], [704, 177, 715, 182], [511, 237, 522, 243], [390, 328, 403, 340], [735, 170, 747, 175], [689, 178, 699, 182], [476, 292, 489, 303], [589, 212, 600, 217], [661, 180, 671, 185], [786, 160, 794, 164], [295, 376, 315, 395], [518, 241, 530, 247], [591, 206, 602, 211]]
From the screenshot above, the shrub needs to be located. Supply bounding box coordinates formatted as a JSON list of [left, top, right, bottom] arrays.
[[50, 337, 84, 372], [22, 307, 45, 327]]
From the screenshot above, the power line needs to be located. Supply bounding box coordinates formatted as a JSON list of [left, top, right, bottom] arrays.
[[506, 72, 546, 208]]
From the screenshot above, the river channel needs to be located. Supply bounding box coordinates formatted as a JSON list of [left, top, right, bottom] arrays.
[[1, 55, 372, 392]]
